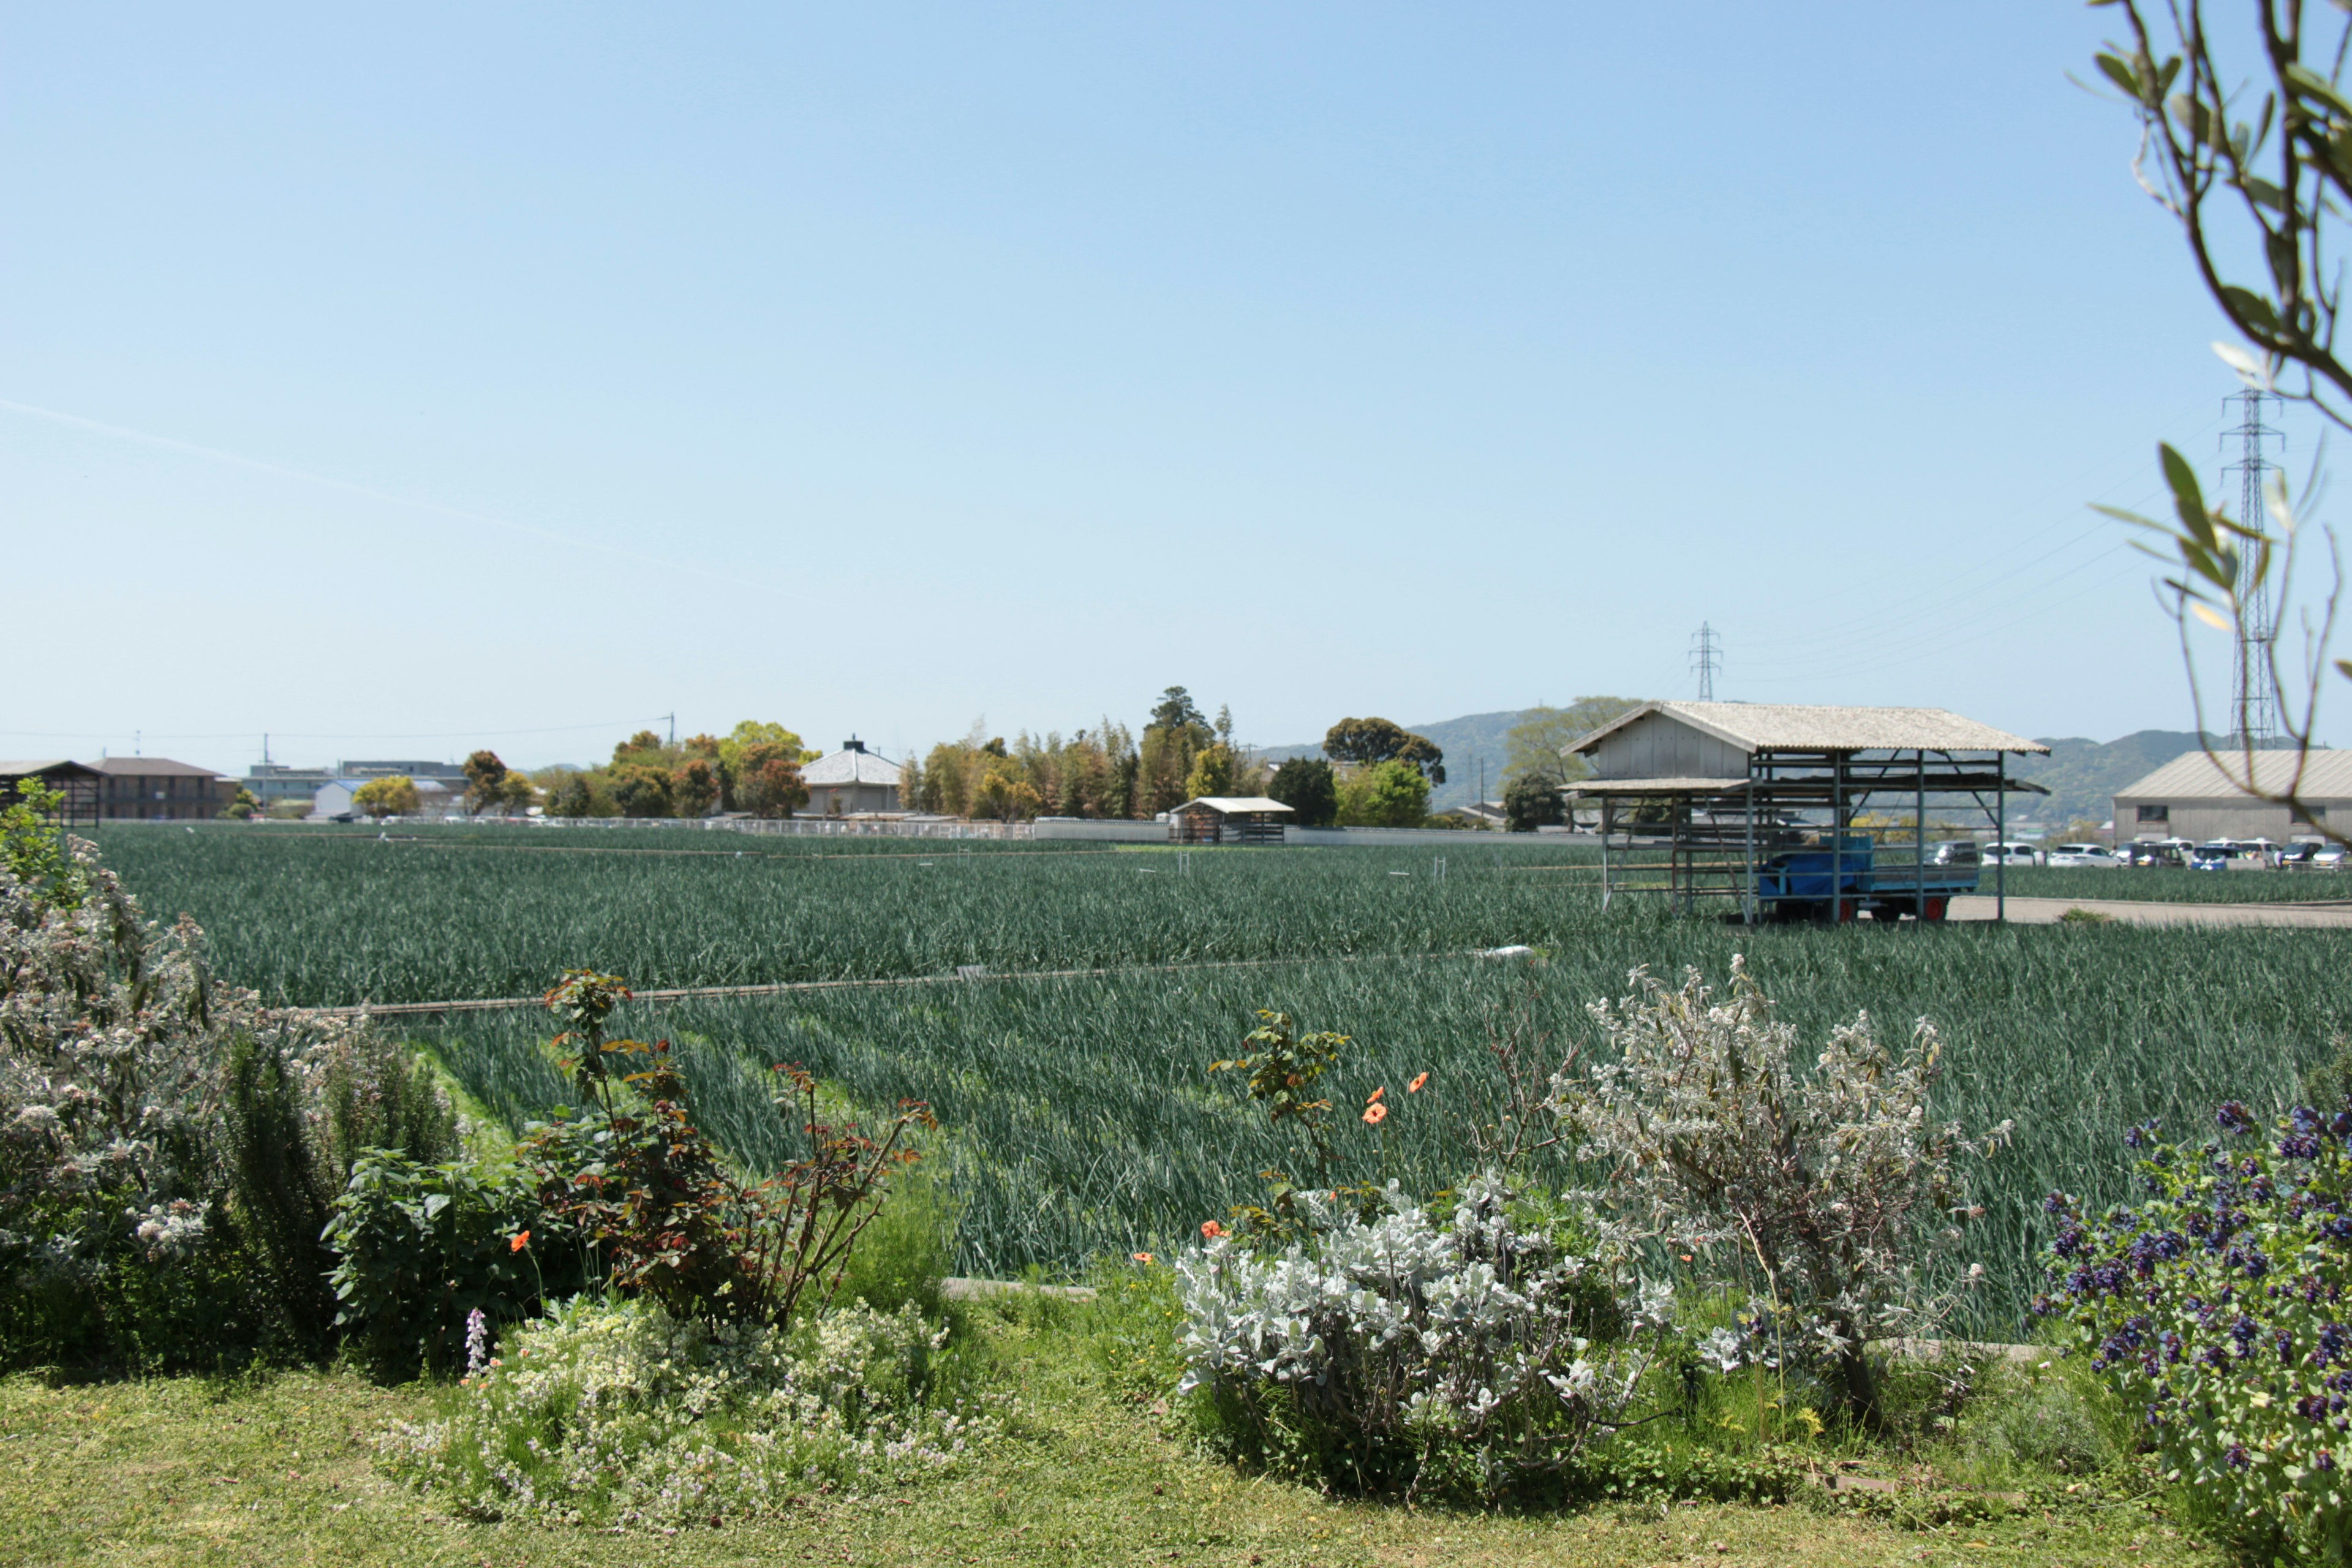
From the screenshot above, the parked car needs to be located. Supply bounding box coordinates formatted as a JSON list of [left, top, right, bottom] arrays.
[[2190, 842, 2237, 870], [2124, 840, 2189, 868], [2044, 843, 2120, 868], [1923, 841, 1981, 867], [2282, 842, 2347, 870], [1983, 842, 2040, 867]]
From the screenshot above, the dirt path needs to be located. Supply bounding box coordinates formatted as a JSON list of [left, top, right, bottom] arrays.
[[1950, 893, 2352, 927]]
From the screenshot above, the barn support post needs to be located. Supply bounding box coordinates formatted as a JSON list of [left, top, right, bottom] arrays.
[[1996, 750, 2007, 924], [1599, 797, 1612, 913], [1743, 760, 1758, 925], [1913, 749, 1926, 918], [1830, 753, 1845, 925]]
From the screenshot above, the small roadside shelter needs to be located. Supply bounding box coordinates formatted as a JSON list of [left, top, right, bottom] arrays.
[[1168, 796, 1293, 845], [1563, 701, 2049, 924]]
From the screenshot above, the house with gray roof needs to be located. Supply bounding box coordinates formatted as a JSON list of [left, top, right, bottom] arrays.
[[2113, 747, 2352, 842], [801, 739, 905, 816]]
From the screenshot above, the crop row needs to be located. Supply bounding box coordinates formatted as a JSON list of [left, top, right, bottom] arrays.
[[409, 916, 2352, 1335], [93, 829, 1604, 1007]]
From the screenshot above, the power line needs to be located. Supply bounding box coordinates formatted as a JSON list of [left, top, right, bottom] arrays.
[[0, 717, 671, 743]]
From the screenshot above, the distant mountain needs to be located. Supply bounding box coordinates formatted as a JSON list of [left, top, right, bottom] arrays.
[[1259, 710, 1533, 812], [2011, 731, 2214, 832]]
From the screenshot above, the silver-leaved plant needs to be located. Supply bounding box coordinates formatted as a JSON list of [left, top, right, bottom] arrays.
[[1549, 956, 2008, 1431]]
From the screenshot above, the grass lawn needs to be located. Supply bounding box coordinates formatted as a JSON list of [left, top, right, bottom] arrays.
[[0, 1296, 2222, 1568]]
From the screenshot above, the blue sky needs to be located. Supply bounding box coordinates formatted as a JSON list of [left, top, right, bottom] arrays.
[[5, 3, 2334, 771]]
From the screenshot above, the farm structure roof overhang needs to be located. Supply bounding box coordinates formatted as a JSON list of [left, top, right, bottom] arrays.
[[1569, 701, 2048, 759]]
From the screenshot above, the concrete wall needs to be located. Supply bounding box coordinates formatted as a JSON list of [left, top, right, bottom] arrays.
[[1031, 818, 1167, 843]]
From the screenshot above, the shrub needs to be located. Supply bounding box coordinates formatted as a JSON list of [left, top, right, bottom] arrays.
[[222, 1032, 339, 1350], [379, 1295, 1000, 1526], [324, 1154, 589, 1380], [522, 970, 934, 1328], [2040, 1102, 2352, 1562], [1550, 958, 2009, 1430], [0, 831, 457, 1369], [1175, 1173, 1665, 1501]]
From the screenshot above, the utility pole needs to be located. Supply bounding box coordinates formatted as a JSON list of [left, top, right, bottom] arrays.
[[2222, 387, 2283, 747], [1689, 622, 1722, 701], [664, 712, 676, 747]]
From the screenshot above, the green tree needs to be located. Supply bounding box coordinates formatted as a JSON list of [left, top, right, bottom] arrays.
[[545, 772, 594, 818], [218, 786, 260, 821], [1336, 760, 1430, 827], [611, 729, 668, 768], [717, 722, 810, 810], [737, 755, 809, 819], [1266, 756, 1338, 827], [352, 777, 420, 820], [608, 766, 674, 818], [1502, 773, 1563, 833], [671, 758, 718, 818], [1151, 687, 1205, 733], [1183, 743, 1237, 801], [1323, 717, 1446, 785], [462, 750, 510, 816], [501, 771, 540, 814], [1502, 697, 1643, 790], [971, 763, 1043, 821]]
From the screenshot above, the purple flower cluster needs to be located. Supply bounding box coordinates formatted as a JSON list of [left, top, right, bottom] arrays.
[[2046, 1101, 2352, 1539]]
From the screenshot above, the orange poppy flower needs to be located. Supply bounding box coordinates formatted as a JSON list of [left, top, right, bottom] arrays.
[[1408, 1072, 1429, 1093], [1200, 1220, 1227, 1239], [1366, 1086, 1385, 1104], [1132, 1251, 1155, 1265], [1363, 1102, 1389, 1126], [510, 1231, 530, 1253]]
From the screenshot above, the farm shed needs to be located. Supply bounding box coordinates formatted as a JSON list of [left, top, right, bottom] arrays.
[[88, 756, 237, 821], [0, 761, 102, 829], [1169, 796, 1293, 845], [801, 738, 905, 816], [2114, 747, 2352, 843], [1563, 701, 2048, 924]]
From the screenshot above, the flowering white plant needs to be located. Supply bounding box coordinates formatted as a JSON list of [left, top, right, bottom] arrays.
[[1, 831, 445, 1360], [1174, 1173, 1666, 1498], [1549, 957, 2008, 1430], [380, 1295, 1003, 1527]]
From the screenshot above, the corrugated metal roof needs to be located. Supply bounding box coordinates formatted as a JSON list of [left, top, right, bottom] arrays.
[[2117, 747, 2352, 800], [0, 760, 97, 776], [1174, 796, 1295, 813], [801, 748, 905, 786], [1572, 701, 2047, 756]]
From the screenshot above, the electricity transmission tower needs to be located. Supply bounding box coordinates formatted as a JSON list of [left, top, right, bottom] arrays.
[[2221, 388, 2283, 746], [1690, 622, 1722, 701]]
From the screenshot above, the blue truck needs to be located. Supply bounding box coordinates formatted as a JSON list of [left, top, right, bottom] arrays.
[[1751, 835, 1978, 922]]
